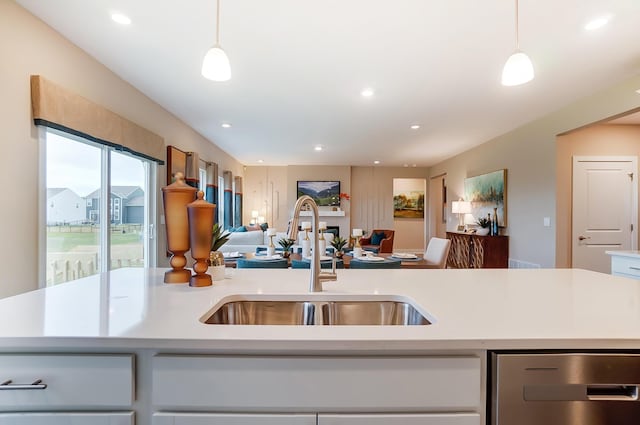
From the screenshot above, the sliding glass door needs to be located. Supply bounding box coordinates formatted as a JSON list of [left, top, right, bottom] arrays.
[[43, 129, 156, 286]]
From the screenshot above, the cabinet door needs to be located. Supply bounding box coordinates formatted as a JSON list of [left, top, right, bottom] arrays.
[[153, 413, 316, 425], [0, 412, 134, 425], [318, 413, 480, 425]]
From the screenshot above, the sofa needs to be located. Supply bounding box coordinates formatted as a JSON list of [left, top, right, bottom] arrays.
[[220, 227, 334, 254]]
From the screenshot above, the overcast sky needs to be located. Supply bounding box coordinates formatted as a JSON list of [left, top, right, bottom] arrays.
[[47, 132, 145, 197]]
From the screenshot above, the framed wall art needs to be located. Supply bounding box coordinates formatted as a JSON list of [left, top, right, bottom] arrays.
[[464, 169, 507, 226]]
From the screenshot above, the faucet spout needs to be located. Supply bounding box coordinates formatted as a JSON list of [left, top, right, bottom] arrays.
[[289, 195, 337, 292]]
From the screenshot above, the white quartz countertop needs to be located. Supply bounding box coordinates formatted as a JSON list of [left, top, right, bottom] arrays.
[[1, 267, 640, 352], [606, 250, 640, 259]]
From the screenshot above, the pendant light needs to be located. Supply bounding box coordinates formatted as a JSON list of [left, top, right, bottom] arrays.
[[501, 0, 534, 86], [202, 0, 231, 81]]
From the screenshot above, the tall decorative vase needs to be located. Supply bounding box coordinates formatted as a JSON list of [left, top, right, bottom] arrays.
[[187, 191, 216, 287], [161, 172, 196, 283], [492, 207, 499, 236]]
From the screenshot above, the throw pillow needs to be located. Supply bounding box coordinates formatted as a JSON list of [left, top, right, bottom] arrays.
[[236, 226, 247, 232], [260, 222, 269, 231], [371, 231, 386, 246]]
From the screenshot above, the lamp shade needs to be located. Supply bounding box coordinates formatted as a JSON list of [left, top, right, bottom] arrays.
[[451, 201, 461, 214], [201, 45, 231, 81], [501, 51, 534, 86], [459, 201, 472, 214], [251, 210, 259, 219]]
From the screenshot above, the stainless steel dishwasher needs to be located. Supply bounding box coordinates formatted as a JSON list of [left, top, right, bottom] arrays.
[[491, 352, 640, 425]]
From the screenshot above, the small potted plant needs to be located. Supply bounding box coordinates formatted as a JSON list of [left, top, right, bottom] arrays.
[[476, 217, 491, 236], [278, 237, 295, 258], [209, 223, 230, 280], [331, 236, 348, 258]]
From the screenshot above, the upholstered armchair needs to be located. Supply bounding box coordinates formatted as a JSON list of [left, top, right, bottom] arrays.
[[359, 229, 395, 253]]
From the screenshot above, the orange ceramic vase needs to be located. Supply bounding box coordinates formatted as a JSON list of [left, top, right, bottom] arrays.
[[187, 191, 216, 287], [161, 172, 196, 283]]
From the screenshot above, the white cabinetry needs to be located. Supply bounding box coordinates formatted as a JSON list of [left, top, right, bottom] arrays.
[[318, 413, 480, 425], [607, 251, 640, 280], [153, 413, 316, 425], [0, 412, 134, 425], [0, 354, 134, 423], [152, 355, 482, 425]]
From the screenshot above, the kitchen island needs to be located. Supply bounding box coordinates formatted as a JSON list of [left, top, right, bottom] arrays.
[[0, 267, 638, 424]]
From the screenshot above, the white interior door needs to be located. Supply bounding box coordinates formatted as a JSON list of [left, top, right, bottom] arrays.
[[572, 156, 637, 273]]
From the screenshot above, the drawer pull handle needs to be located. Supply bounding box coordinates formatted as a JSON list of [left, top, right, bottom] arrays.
[[0, 379, 47, 390], [629, 267, 640, 271]]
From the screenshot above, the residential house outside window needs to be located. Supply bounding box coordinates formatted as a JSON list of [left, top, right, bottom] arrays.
[[43, 129, 157, 286]]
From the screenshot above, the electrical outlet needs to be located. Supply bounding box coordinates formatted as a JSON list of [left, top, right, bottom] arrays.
[[543, 217, 550, 227]]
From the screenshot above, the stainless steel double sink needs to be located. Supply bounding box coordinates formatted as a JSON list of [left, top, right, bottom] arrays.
[[201, 295, 432, 326]]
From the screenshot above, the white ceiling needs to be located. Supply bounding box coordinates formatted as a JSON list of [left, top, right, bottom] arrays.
[[15, 0, 640, 166]]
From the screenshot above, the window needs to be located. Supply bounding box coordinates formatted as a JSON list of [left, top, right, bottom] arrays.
[[42, 129, 157, 286]]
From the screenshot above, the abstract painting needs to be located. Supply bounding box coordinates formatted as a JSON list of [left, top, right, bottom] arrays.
[[464, 169, 507, 226]]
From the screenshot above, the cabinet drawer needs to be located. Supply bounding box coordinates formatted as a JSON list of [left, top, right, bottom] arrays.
[[153, 413, 316, 425], [153, 355, 481, 412], [319, 413, 480, 425], [0, 354, 134, 410], [611, 256, 640, 279], [0, 412, 134, 425]]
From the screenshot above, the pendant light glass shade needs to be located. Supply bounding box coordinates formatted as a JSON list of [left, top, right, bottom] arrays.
[[502, 0, 534, 86], [202, 44, 231, 81], [501, 50, 534, 86], [202, 0, 231, 82]]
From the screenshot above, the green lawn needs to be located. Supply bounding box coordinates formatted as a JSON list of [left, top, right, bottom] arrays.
[[47, 230, 141, 251]]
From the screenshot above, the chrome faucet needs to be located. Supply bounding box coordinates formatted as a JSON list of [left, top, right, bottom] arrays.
[[288, 195, 337, 292]]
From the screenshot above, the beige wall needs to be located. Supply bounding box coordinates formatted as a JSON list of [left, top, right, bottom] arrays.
[[0, 1, 243, 298], [430, 76, 640, 268], [244, 165, 430, 249], [350, 167, 429, 251], [556, 124, 640, 268]]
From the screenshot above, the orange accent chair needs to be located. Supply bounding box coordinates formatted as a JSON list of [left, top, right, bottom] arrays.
[[359, 229, 395, 253]]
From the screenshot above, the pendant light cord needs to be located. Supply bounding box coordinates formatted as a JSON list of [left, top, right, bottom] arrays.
[[514, 0, 520, 50], [216, 0, 221, 45]]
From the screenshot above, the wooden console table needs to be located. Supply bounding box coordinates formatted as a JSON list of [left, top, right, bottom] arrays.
[[446, 232, 509, 268]]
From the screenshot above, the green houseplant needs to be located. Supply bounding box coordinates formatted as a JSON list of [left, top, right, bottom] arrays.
[[209, 223, 231, 267], [278, 238, 295, 258], [475, 217, 490, 236], [331, 236, 348, 258]]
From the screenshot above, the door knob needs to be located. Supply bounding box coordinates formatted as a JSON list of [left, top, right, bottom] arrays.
[[578, 236, 591, 241]]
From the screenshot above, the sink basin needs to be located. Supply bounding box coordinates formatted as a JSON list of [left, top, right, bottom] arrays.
[[201, 295, 432, 326], [204, 301, 315, 325], [320, 301, 430, 325]]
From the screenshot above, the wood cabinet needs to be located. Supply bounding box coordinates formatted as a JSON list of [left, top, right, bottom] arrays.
[[446, 232, 509, 268]]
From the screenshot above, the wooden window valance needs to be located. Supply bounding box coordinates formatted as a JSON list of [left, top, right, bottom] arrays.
[[30, 75, 164, 164]]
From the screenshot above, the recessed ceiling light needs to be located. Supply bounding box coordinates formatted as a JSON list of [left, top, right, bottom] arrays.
[[410, 125, 420, 130], [257, 159, 264, 163], [221, 123, 232, 128], [314, 145, 323, 152], [403, 164, 409, 168], [111, 12, 131, 25], [373, 160, 380, 165], [361, 88, 374, 97], [584, 15, 611, 31], [636, 88, 640, 94], [411, 164, 417, 167]]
